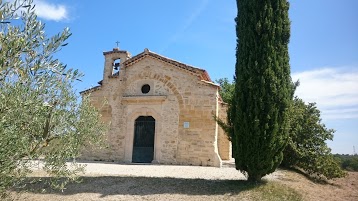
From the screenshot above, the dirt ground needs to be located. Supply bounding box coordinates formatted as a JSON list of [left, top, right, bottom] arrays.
[[9, 162, 358, 201], [279, 170, 358, 201]]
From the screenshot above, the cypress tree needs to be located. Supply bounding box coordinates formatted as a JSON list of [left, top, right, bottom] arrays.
[[232, 0, 292, 181]]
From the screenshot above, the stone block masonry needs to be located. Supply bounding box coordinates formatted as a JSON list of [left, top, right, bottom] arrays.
[[80, 48, 231, 167]]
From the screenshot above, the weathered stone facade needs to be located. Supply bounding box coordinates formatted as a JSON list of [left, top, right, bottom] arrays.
[[81, 48, 231, 167]]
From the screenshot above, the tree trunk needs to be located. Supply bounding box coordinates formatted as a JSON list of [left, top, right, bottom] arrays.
[[248, 174, 263, 182]]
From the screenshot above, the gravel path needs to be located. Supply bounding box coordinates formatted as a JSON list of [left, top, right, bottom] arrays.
[[75, 160, 282, 180], [30, 160, 283, 180]]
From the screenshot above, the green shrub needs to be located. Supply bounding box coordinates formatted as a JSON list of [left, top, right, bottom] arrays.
[[281, 98, 346, 179], [334, 154, 358, 171]]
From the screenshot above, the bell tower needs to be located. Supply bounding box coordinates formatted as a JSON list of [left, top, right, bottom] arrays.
[[102, 46, 131, 84]]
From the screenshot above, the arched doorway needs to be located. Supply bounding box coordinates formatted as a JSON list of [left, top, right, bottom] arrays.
[[132, 116, 155, 163]]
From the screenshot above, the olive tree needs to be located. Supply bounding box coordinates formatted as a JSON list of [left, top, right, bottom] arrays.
[[0, 0, 106, 197]]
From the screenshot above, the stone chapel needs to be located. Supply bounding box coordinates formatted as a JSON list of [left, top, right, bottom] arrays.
[[80, 47, 231, 167]]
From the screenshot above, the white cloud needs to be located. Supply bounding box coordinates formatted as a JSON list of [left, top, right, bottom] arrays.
[[34, 0, 68, 21], [292, 67, 358, 120], [324, 108, 358, 120]]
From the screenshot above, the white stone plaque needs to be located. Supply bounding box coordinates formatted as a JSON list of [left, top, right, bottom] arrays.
[[184, 122, 190, 128]]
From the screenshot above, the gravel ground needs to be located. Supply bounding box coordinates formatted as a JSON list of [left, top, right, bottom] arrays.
[[30, 159, 282, 180], [11, 160, 286, 201], [78, 160, 282, 180], [11, 161, 357, 201]]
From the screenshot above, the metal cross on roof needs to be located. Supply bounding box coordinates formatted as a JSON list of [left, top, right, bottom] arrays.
[[115, 41, 120, 48]]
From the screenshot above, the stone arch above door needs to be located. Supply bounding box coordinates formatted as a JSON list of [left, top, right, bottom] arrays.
[[126, 72, 184, 110]]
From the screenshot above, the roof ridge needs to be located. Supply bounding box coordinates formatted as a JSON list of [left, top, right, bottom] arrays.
[[146, 49, 206, 72], [80, 48, 214, 94], [123, 49, 212, 82]]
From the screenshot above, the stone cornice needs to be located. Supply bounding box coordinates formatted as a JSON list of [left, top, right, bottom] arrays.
[[122, 95, 167, 104], [103, 48, 131, 56]]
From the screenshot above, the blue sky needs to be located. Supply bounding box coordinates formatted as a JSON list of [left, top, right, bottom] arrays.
[[21, 0, 357, 154]]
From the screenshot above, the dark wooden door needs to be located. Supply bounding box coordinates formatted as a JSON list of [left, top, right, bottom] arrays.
[[132, 116, 155, 163]]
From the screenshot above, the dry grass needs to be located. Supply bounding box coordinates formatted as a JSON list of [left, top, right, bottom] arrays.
[[278, 170, 358, 201], [8, 165, 358, 201]]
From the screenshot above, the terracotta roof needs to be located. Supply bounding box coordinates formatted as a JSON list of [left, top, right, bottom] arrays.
[[80, 85, 101, 95], [123, 49, 213, 82], [80, 48, 216, 94]]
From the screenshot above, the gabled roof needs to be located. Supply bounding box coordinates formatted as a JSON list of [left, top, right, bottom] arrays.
[[80, 48, 217, 94], [123, 49, 212, 82]]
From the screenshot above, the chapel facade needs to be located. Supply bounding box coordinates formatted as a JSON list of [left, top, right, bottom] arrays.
[[80, 47, 230, 167]]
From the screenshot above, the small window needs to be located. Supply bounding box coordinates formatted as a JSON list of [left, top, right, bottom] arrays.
[[141, 84, 150, 94]]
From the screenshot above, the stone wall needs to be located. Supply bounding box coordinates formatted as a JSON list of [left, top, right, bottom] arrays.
[[217, 103, 231, 160]]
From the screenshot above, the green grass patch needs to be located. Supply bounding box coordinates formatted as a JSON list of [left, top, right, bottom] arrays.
[[249, 181, 302, 201]]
